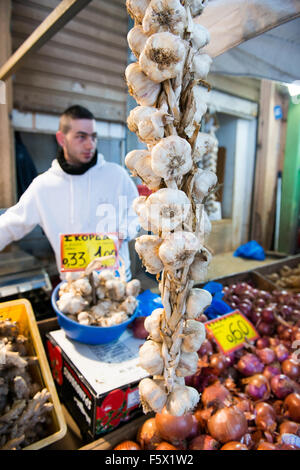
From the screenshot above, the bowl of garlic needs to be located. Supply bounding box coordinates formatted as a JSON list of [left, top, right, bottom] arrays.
[[51, 270, 141, 345]]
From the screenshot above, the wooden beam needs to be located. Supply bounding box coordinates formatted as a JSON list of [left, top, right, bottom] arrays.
[[0, 0, 16, 208], [0, 0, 92, 81]]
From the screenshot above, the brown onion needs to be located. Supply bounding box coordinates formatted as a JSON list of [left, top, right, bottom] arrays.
[[282, 358, 300, 380], [209, 353, 228, 376], [201, 382, 231, 408], [188, 434, 219, 450], [155, 407, 194, 443], [207, 406, 248, 443], [114, 440, 141, 450], [156, 442, 179, 450], [137, 418, 162, 450], [279, 420, 299, 436], [283, 393, 300, 423], [221, 441, 248, 450], [257, 442, 277, 450], [254, 402, 277, 432]]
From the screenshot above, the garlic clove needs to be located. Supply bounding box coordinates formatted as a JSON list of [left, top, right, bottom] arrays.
[[145, 188, 191, 234], [125, 62, 161, 107], [139, 378, 168, 414], [181, 319, 206, 353], [126, 0, 150, 23], [144, 308, 163, 342], [166, 385, 199, 416], [135, 235, 164, 274], [127, 25, 149, 58], [158, 231, 200, 271], [151, 135, 192, 180], [185, 288, 212, 319], [139, 340, 164, 375], [142, 0, 187, 37], [139, 32, 187, 83]]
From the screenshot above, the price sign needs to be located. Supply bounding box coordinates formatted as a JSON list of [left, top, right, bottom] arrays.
[[205, 310, 259, 354], [60, 232, 119, 272]]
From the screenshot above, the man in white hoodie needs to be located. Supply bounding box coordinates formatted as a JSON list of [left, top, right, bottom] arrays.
[[0, 105, 139, 281]]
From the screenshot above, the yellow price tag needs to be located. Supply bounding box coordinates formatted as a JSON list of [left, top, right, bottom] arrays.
[[205, 310, 259, 354], [60, 232, 119, 272]]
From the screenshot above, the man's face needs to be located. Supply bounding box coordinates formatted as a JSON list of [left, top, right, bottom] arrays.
[[57, 118, 98, 167]]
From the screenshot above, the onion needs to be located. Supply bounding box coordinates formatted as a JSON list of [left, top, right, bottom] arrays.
[[132, 316, 148, 339], [156, 442, 179, 450], [282, 358, 300, 380], [254, 402, 276, 432], [189, 434, 219, 450], [220, 441, 248, 450], [236, 353, 264, 376], [209, 353, 228, 376], [257, 442, 277, 450], [256, 337, 270, 349], [243, 374, 270, 401], [261, 307, 275, 324], [256, 348, 276, 365], [198, 339, 213, 356], [186, 414, 200, 441], [201, 382, 231, 408], [257, 321, 274, 336], [155, 407, 194, 443], [263, 364, 282, 381], [114, 440, 141, 450], [283, 393, 300, 423], [270, 374, 296, 399], [207, 406, 248, 443], [137, 418, 162, 450], [279, 420, 299, 435], [274, 344, 289, 362]]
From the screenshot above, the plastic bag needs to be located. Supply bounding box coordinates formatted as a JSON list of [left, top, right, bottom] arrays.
[[136, 289, 163, 317], [233, 240, 265, 261]]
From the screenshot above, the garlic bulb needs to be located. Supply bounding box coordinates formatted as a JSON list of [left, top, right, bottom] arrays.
[[65, 272, 82, 283], [72, 278, 92, 296], [128, 105, 172, 144], [98, 269, 115, 284], [139, 340, 164, 375], [190, 53, 212, 80], [126, 0, 150, 23], [91, 301, 112, 318], [119, 295, 138, 315], [193, 169, 217, 203], [176, 351, 199, 376], [125, 62, 161, 107], [185, 288, 212, 319], [77, 311, 92, 326], [159, 231, 200, 271], [144, 308, 163, 342], [57, 292, 88, 315], [126, 149, 162, 190], [139, 378, 168, 414], [105, 279, 126, 302], [127, 25, 148, 58], [151, 135, 192, 181], [182, 85, 207, 138], [181, 319, 206, 353], [193, 132, 218, 163], [142, 0, 187, 37], [99, 311, 128, 327], [145, 188, 191, 234], [96, 285, 106, 300], [139, 32, 186, 83], [166, 385, 199, 416], [189, 246, 212, 282], [135, 235, 164, 274], [185, 0, 208, 17], [191, 23, 210, 50], [127, 107, 156, 135], [126, 279, 141, 297], [132, 196, 153, 232]]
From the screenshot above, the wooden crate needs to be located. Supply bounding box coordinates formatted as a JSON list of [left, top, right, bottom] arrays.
[[0, 299, 67, 449], [254, 254, 300, 292]]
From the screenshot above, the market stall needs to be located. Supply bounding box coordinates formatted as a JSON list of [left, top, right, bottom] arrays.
[[0, 0, 300, 453]]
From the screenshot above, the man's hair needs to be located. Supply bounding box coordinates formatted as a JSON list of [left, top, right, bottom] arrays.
[[59, 105, 95, 133]]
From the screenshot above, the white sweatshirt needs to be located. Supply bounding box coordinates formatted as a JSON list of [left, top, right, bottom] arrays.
[[0, 154, 139, 280]]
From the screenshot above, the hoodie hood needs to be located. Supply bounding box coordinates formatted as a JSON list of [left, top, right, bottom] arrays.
[[50, 152, 105, 176]]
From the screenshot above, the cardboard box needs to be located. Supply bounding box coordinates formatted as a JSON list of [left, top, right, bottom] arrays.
[[46, 329, 149, 440]]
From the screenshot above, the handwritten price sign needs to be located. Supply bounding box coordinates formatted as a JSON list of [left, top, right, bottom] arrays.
[[60, 232, 119, 272], [205, 310, 259, 354]]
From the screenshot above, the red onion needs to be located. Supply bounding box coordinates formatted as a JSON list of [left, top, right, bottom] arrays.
[[257, 321, 274, 336], [256, 348, 276, 365], [274, 344, 289, 362], [256, 337, 270, 349], [236, 353, 264, 377], [270, 374, 296, 399], [132, 316, 148, 339], [189, 435, 219, 450], [238, 303, 252, 316], [263, 364, 282, 381], [198, 339, 213, 357], [283, 393, 300, 423], [254, 402, 276, 432], [261, 307, 275, 324], [186, 415, 200, 441], [201, 382, 231, 408], [243, 374, 270, 401]]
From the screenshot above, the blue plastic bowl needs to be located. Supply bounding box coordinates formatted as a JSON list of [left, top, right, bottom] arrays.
[[51, 282, 139, 345]]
